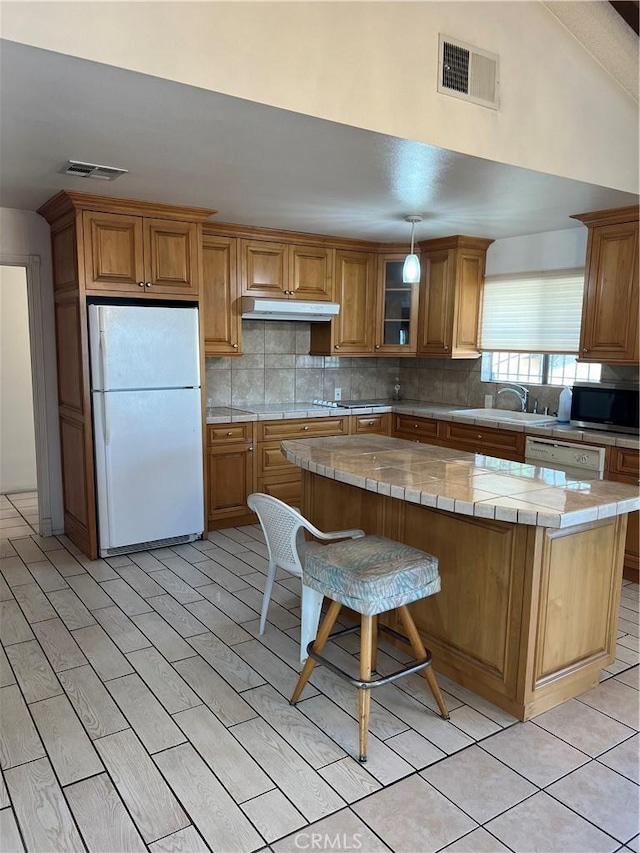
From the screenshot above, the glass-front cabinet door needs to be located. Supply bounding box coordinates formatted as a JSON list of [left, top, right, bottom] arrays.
[[374, 253, 419, 354]]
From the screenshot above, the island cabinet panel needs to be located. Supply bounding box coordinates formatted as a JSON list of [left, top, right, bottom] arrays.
[[438, 421, 525, 461], [310, 250, 376, 355], [401, 505, 528, 700], [202, 235, 242, 356], [608, 447, 639, 581], [299, 469, 627, 720], [532, 520, 623, 685]]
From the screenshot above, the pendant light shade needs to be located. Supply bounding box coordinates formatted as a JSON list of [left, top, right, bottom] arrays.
[[402, 215, 422, 284]]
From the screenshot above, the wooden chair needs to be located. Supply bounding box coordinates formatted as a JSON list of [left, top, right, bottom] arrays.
[[290, 533, 449, 762]]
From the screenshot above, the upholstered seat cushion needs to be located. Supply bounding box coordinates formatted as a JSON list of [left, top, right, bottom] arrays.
[[302, 535, 440, 616]]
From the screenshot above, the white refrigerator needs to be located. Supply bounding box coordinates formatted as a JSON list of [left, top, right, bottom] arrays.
[[88, 304, 204, 557]]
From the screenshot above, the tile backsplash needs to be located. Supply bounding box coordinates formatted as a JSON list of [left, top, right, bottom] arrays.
[[205, 321, 639, 413]]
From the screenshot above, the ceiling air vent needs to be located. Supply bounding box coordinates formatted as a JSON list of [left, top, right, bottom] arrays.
[[62, 160, 128, 181], [438, 35, 499, 110]]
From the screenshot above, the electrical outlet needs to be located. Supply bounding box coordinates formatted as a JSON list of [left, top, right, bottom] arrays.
[[334, 388, 342, 401]]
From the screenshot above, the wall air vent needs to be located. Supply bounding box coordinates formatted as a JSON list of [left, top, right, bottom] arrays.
[[62, 160, 128, 181], [438, 35, 499, 110]]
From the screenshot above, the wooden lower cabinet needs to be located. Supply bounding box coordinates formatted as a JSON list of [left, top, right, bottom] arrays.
[[206, 415, 351, 529], [608, 447, 639, 582], [256, 416, 350, 509], [393, 414, 440, 444], [350, 413, 391, 435], [207, 423, 256, 529], [438, 421, 525, 461]]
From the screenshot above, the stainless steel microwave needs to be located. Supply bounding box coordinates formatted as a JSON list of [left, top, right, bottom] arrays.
[[571, 382, 639, 435]]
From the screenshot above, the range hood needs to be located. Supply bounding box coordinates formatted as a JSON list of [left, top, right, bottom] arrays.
[[241, 297, 340, 322]]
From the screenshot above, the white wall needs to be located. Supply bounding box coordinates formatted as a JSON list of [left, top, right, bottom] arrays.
[[485, 227, 588, 275], [0, 266, 37, 492], [1, 1, 637, 194], [0, 208, 63, 533]]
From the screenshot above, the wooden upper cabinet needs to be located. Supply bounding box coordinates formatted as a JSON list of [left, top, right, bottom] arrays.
[[241, 240, 288, 297], [83, 212, 144, 292], [143, 219, 198, 296], [83, 210, 199, 297], [572, 208, 639, 364], [241, 239, 333, 300], [290, 245, 333, 300], [202, 234, 241, 356], [374, 254, 419, 355], [417, 236, 493, 358], [309, 250, 375, 355]]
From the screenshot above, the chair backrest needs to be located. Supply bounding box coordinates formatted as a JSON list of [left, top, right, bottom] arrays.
[[247, 493, 314, 576]]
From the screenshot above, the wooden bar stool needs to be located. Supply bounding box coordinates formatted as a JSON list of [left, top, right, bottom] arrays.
[[290, 534, 449, 762]]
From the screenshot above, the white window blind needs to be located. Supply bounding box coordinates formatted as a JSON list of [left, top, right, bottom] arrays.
[[480, 269, 585, 352]]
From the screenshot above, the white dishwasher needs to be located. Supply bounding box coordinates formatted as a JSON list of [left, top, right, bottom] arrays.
[[524, 436, 606, 480]]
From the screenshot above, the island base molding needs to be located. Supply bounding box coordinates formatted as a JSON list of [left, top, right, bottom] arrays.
[[301, 471, 626, 721]]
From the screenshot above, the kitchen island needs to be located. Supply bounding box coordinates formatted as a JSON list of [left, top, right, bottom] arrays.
[[281, 434, 640, 720]]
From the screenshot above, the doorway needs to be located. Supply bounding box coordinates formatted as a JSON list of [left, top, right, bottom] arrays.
[[0, 263, 40, 534]]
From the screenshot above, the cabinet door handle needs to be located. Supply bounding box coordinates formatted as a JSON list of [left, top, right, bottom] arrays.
[[477, 434, 483, 440], [302, 426, 309, 431], [227, 431, 233, 436], [583, 348, 588, 353], [145, 282, 152, 287], [137, 281, 145, 287], [444, 345, 449, 350], [375, 344, 380, 350], [368, 420, 374, 425], [334, 345, 340, 350], [232, 343, 239, 349], [248, 446, 253, 451]]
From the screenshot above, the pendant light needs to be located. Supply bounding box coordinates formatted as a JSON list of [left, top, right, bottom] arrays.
[[402, 215, 422, 284]]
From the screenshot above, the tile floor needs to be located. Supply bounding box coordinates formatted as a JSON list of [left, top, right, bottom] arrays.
[[0, 490, 638, 853]]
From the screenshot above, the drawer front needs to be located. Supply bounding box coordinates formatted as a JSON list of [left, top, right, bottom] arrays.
[[258, 442, 300, 477], [393, 414, 440, 441], [257, 475, 301, 507], [609, 447, 640, 482], [352, 413, 390, 435], [258, 417, 349, 442], [439, 422, 524, 458], [208, 423, 252, 445]]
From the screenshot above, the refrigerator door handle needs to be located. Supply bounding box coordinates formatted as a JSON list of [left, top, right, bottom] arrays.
[[103, 394, 111, 446], [99, 329, 110, 390]]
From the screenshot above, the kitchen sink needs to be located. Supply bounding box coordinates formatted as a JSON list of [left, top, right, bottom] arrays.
[[450, 408, 557, 425]]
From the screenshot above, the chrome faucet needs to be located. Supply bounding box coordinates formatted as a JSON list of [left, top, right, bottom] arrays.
[[497, 384, 529, 412]]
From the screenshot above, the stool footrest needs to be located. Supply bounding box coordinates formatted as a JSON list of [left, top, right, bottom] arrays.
[[305, 623, 432, 690]]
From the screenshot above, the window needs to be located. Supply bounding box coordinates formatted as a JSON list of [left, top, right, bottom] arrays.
[[479, 267, 601, 385], [480, 269, 585, 353], [481, 352, 601, 386]]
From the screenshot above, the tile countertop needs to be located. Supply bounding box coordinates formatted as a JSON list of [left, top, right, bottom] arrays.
[[206, 401, 639, 450], [281, 434, 640, 529]]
